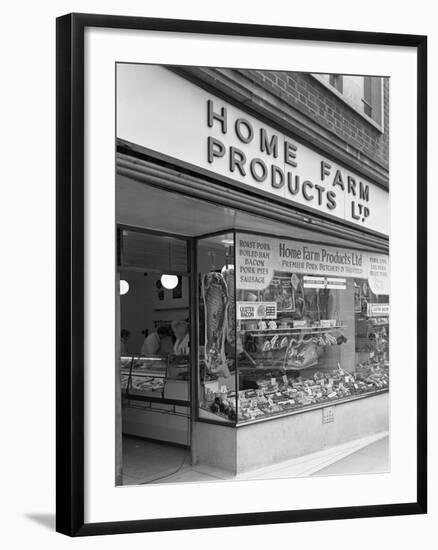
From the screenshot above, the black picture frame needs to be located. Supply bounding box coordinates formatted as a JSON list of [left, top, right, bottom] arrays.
[[56, 13, 427, 537]]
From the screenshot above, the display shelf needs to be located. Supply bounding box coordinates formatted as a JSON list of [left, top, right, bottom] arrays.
[[234, 388, 389, 427], [238, 362, 319, 372], [121, 354, 171, 405], [124, 388, 164, 399], [357, 317, 389, 325], [122, 392, 189, 407], [282, 364, 318, 371], [121, 368, 166, 378], [240, 325, 347, 337], [120, 354, 168, 379], [238, 364, 286, 371], [238, 324, 349, 374], [238, 364, 312, 372], [235, 359, 389, 424]]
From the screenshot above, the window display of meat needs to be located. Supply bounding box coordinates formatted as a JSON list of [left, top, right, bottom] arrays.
[[236, 362, 389, 421]]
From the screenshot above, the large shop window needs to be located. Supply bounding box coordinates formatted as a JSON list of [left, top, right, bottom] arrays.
[[198, 231, 389, 425], [197, 233, 237, 423]]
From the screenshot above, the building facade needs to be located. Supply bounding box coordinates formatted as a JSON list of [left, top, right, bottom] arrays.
[[116, 64, 389, 482]]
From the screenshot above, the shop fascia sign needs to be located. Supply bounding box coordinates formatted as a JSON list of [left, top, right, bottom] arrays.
[[206, 99, 372, 225], [117, 65, 389, 235]]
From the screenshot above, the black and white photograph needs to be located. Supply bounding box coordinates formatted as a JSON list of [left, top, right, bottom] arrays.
[[1, 0, 434, 546], [116, 64, 391, 485], [52, 11, 427, 538]]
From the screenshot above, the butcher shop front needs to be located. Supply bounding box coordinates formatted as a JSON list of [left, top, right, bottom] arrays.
[[115, 64, 390, 483]]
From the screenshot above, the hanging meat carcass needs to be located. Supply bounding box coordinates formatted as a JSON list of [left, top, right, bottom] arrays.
[[202, 272, 229, 374], [221, 265, 236, 347]]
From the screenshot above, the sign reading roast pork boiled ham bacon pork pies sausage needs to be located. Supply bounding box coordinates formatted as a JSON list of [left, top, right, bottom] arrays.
[[236, 233, 389, 295], [117, 65, 389, 235]]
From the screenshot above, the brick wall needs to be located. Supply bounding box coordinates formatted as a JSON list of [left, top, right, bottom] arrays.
[[239, 70, 389, 173]]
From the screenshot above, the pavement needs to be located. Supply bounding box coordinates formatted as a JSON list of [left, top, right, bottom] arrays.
[[122, 432, 389, 485]]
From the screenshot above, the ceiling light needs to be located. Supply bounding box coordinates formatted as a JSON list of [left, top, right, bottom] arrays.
[[161, 274, 179, 290], [120, 280, 130, 295]]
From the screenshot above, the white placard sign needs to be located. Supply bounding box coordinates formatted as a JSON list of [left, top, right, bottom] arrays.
[[236, 233, 389, 295], [303, 276, 347, 290], [236, 301, 277, 320], [117, 65, 389, 235], [367, 303, 390, 316]]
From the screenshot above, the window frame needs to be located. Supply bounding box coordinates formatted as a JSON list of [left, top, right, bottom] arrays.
[[195, 227, 389, 428], [312, 73, 385, 133]]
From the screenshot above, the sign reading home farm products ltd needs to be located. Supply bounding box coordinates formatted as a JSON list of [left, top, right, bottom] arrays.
[[117, 65, 389, 235], [235, 233, 389, 296]]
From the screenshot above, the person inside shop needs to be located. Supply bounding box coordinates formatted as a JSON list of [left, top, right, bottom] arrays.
[[171, 320, 190, 356], [120, 329, 131, 354], [141, 326, 173, 356], [168, 320, 190, 380]]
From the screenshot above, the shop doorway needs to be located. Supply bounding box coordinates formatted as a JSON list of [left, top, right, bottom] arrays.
[[118, 229, 192, 484]]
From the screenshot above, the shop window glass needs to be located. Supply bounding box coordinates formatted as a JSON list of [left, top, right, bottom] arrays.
[[354, 278, 389, 385], [197, 233, 237, 424], [315, 74, 383, 127], [235, 232, 389, 424], [329, 74, 343, 93], [362, 76, 383, 125], [121, 229, 188, 273]]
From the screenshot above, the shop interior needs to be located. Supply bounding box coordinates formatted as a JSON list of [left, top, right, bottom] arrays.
[[117, 176, 389, 484]]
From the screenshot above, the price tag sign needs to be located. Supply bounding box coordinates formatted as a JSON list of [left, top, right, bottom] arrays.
[[322, 406, 335, 424]]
